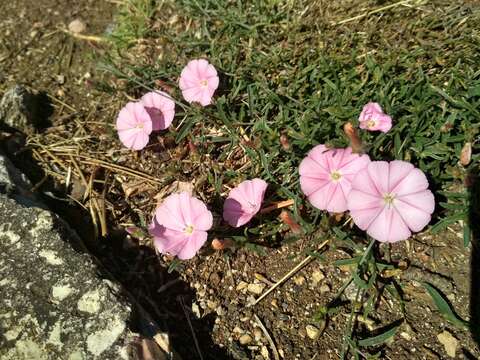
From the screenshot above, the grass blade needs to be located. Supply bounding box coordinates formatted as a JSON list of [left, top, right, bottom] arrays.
[[358, 323, 400, 347], [422, 282, 469, 329]]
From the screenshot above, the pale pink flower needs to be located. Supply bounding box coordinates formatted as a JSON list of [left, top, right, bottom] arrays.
[[149, 192, 213, 260], [140, 91, 175, 131], [348, 160, 435, 243], [223, 179, 268, 227], [299, 145, 371, 213], [116, 102, 152, 150], [179, 59, 219, 106], [359, 102, 392, 133]]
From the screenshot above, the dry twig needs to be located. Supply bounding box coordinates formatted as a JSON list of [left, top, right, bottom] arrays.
[[253, 314, 280, 360]]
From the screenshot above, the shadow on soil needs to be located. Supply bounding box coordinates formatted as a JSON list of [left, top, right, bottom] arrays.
[[469, 164, 480, 348]]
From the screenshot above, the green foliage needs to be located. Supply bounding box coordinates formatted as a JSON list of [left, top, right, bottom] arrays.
[[358, 323, 400, 347], [102, 0, 479, 248]]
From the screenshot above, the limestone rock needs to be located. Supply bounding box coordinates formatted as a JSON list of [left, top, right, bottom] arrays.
[[0, 155, 176, 359]]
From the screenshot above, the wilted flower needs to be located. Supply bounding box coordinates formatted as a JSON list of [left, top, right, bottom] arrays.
[[460, 142, 472, 166], [211, 238, 234, 250], [359, 102, 392, 133], [343, 122, 364, 153], [299, 145, 371, 213], [348, 160, 435, 243], [223, 179, 268, 227], [140, 91, 175, 130], [179, 59, 219, 106], [116, 102, 152, 150], [149, 192, 213, 260]]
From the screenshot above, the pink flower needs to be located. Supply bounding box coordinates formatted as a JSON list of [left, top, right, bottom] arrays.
[[149, 192, 213, 260], [223, 179, 268, 227], [116, 102, 152, 150], [179, 59, 219, 106], [348, 160, 435, 243], [359, 102, 392, 133], [299, 145, 371, 213], [140, 91, 175, 131]]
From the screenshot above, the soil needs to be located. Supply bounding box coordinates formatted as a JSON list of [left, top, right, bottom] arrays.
[[1, 1, 479, 360]]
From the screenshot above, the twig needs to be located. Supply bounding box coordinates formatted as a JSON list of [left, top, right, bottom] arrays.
[[60, 28, 106, 43], [260, 199, 295, 214], [179, 296, 204, 360], [253, 239, 329, 305], [68, 155, 89, 200], [47, 93, 77, 113], [334, 0, 417, 25], [253, 314, 280, 360]]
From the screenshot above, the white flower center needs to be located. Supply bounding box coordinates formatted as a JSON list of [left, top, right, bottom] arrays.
[[366, 119, 377, 128], [184, 224, 194, 235], [199, 79, 208, 87], [135, 123, 144, 129], [383, 193, 396, 206], [330, 170, 342, 182]]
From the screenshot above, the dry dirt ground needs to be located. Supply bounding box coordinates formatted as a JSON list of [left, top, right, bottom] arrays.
[[1, 1, 479, 360]]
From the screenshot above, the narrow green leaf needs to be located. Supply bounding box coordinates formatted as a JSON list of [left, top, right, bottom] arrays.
[[358, 323, 400, 347], [422, 282, 469, 328], [334, 257, 360, 267]]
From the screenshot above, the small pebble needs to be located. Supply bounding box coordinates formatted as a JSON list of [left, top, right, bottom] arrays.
[[294, 275, 305, 286], [191, 302, 201, 318], [253, 328, 262, 341], [207, 300, 218, 310], [247, 283, 266, 295], [261, 345, 270, 359], [236, 281, 248, 291], [239, 334, 253, 345], [68, 19, 86, 34], [233, 326, 243, 334], [216, 306, 225, 316], [306, 325, 320, 340], [319, 284, 330, 294], [437, 330, 458, 358], [312, 270, 325, 285]]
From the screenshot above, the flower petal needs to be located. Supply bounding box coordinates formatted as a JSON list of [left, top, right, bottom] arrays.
[[394, 190, 435, 231], [367, 161, 390, 194], [177, 231, 208, 260], [391, 168, 429, 196], [325, 183, 348, 213], [366, 206, 411, 243]]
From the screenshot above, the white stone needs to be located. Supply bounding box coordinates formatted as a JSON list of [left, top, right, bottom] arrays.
[[4, 326, 22, 341], [47, 321, 63, 349], [39, 250, 64, 265], [77, 290, 101, 314], [86, 315, 126, 356], [437, 331, 458, 358], [14, 340, 46, 360], [52, 284, 73, 301]]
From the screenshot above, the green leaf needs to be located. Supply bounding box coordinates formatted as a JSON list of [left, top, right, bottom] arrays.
[[358, 323, 401, 347], [422, 282, 469, 328]]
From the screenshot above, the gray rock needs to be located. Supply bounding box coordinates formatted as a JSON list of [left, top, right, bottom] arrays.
[[0, 195, 135, 359], [0, 86, 50, 133], [0, 152, 177, 359]]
